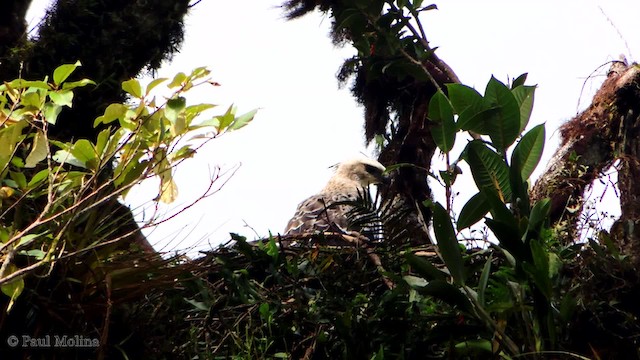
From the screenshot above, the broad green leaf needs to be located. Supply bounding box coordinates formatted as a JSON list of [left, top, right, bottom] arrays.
[[511, 124, 545, 181], [0, 119, 28, 170], [94, 103, 128, 127], [146, 77, 168, 95], [483, 189, 516, 224], [457, 192, 490, 230], [42, 103, 62, 124], [122, 79, 143, 98], [154, 151, 178, 203], [9, 171, 27, 189], [527, 198, 551, 237], [416, 279, 472, 313], [511, 73, 528, 89], [184, 103, 216, 127], [215, 104, 236, 132], [168, 72, 187, 88], [464, 141, 511, 202], [27, 169, 49, 188], [485, 218, 527, 263], [405, 253, 447, 281], [433, 202, 465, 285], [457, 106, 499, 135], [25, 130, 48, 168], [403, 275, 428, 288], [70, 139, 98, 170], [166, 97, 187, 136], [559, 293, 577, 323], [3, 79, 50, 90], [95, 128, 111, 157], [16, 232, 45, 248], [229, 108, 257, 131], [62, 78, 96, 90], [21, 92, 42, 108], [165, 97, 187, 122], [446, 83, 483, 115], [19, 249, 46, 260], [53, 61, 81, 85], [49, 90, 74, 107], [484, 76, 521, 150], [52, 150, 86, 168], [512, 85, 536, 132], [525, 240, 551, 299], [429, 90, 456, 152], [454, 339, 492, 356], [477, 255, 492, 306], [1, 273, 24, 312]]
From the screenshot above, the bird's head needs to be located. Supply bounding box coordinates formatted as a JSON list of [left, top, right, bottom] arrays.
[[333, 157, 389, 187]]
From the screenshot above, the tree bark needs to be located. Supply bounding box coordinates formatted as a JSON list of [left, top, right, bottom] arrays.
[[531, 61, 640, 249]]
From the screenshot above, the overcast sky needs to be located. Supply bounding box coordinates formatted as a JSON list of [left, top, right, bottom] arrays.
[[27, 1, 640, 255]]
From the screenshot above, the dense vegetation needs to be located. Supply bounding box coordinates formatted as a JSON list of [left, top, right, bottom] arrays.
[[1, 1, 640, 359]]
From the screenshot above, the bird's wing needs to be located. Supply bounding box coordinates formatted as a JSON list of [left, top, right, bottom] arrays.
[[284, 192, 355, 235]]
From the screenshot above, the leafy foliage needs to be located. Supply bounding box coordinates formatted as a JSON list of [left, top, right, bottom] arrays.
[[0, 64, 256, 357]]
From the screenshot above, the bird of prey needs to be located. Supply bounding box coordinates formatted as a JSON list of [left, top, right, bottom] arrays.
[[284, 157, 388, 235]]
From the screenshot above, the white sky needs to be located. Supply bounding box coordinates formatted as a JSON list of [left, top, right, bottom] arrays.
[[26, 1, 640, 255]]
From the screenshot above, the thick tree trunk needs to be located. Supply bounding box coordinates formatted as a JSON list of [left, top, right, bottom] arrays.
[[531, 61, 640, 251]]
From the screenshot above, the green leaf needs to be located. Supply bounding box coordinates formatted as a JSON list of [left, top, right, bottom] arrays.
[[405, 253, 448, 281], [9, 171, 27, 189], [0, 119, 28, 170], [70, 139, 98, 169], [52, 150, 85, 168], [94, 103, 128, 127], [477, 255, 492, 306], [511, 73, 528, 89], [27, 169, 49, 188], [525, 240, 552, 299], [21, 92, 42, 108], [458, 106, 499, 135], [1, 273, 24, 312], [61, 78, 95, 90], [446, 83, 483, 115], [42, 103, 62, 124], [484, 76, 521, 150], [215, 104, 236, 132], [19, 249, 46, 260], [229, 108, 257, 131], [511, 124, 545, 181], [165, 97, 187, 122], [512, 85, 536, 132], [457, 192, 490, 230], [3, 79, 50, 90], [145, 77, 168, 95], [485, 218, 527, 263], [48, 90, 74, 107], [95, 128, 111, 157], [527, 198, 551, 237], [25, 130, 48, 168], [403, 275, 428, 288], [429, 90, 456, 152], [416, 280, 472, 313], [168, 72, 187, 88], [433, 202, 465, 285], [454, 339, 493, 356], [53, 61, 81, 85], [464, 141, 511, 202], [122, 79, 143, 98]]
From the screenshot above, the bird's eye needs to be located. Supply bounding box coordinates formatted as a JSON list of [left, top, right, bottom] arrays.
[[364, 164, 382, 176]]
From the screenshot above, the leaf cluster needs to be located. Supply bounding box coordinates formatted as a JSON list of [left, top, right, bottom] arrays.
[[0, 64, 256, 316]]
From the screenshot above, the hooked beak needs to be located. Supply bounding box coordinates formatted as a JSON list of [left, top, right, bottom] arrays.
[[378, 172, 391, 186]]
